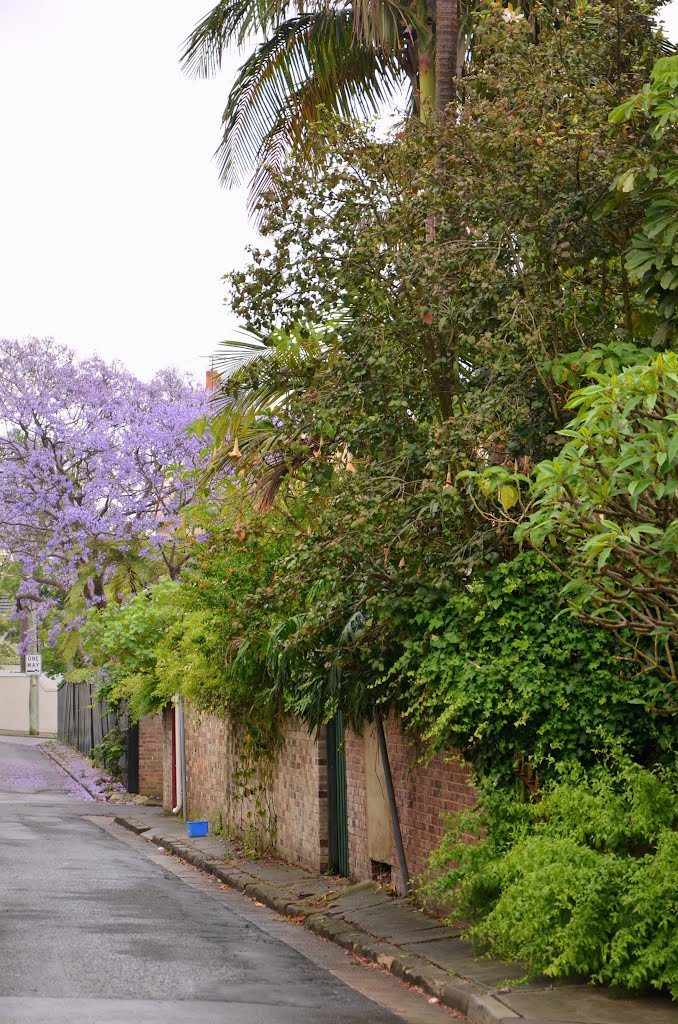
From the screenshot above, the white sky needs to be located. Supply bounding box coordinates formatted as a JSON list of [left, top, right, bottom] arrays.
[[0, 0, 677, 384], [0, 0, 258, 383]]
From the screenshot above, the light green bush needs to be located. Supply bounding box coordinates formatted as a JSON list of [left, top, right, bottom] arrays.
[[425, 761, 678, 996]]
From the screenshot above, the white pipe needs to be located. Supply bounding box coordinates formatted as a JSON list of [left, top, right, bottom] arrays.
[[180, 697, 187, 819], [172, 697, 185, 816]]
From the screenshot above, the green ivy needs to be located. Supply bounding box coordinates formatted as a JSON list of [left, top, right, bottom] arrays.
[[389, 553, 674, 783]]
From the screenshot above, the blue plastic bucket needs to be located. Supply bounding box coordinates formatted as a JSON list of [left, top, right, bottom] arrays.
[[186, 819, 208, 838]]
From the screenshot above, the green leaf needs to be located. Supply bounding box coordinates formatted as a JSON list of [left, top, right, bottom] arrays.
[[499, 484, 519, 511]]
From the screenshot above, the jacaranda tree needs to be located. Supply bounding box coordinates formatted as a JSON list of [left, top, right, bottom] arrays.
[[0, 337, 208, 640]]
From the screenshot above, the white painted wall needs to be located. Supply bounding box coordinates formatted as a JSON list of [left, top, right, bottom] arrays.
[[0, 673, 30, 733], [0, 672, 58, 736]]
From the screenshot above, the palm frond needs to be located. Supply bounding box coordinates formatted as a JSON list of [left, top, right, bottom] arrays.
[[349, 0, 420, 51], [205, 319, 348, 501], [181, 0, 294, 76], [214, 10, 407, 191], [209, 322, 328, 432], [211, 329, 272, 379]]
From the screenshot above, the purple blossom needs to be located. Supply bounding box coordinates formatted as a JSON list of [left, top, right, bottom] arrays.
[[0, 337, 209, 626]]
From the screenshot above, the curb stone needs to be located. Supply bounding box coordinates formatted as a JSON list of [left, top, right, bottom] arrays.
[[113, 816, 525, 1024], [467, 996, 520, 1024], [39, 742, 99, 799]]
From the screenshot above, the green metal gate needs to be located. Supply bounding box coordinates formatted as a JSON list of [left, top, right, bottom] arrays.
[[326, 711, 349, 876]]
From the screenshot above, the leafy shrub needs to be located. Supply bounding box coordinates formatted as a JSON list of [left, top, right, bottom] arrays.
[[517, 353, 678, 693], [424, 761, 678, 995], [90, 728, 125, 779], [83, 578, 184, 721], [390, 553, 675, 784]]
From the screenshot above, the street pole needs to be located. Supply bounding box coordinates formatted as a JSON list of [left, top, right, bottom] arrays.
[[27, 609, 38, 736], [18, 600, 26, 674]]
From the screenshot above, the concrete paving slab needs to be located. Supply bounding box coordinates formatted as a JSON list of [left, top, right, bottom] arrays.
[[403, 926, 465, 943], [502, 987, 678, 1023], [286, 883, 339, 905], [327, 886, 394, 915], [337, 902, 451, 943], [401, 939, 526, 986], [236, 860, 316, 884], [187, 836, 236, 857], [305, 913, 363, 940]]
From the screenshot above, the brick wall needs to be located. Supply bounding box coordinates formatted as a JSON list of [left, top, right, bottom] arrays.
[[183, 710, 231, 825], [137, 713, 164, 797], [345, 713, 476, 894], [269, 721, 328, 872], [176, 703, 474, 892], [182, 708, 328, 872], [345, 728, 369, 880]]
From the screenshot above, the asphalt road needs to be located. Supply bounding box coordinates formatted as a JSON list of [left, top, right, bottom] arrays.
[[0, 736, 448, 1024]]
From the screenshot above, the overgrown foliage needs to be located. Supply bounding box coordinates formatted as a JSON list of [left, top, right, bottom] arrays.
[[463, 54, 678, 698], [517, 354, 678, 700], [206, 0, 669, 738], [608, 54, 678, 331], [90, 728, 126, 778], [388, 553, 676, 783], [82, 578, 185, 721], [424, 761, 678, 995]]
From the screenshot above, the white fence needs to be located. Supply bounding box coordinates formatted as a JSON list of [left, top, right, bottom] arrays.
[[0, 672, 58, 736]]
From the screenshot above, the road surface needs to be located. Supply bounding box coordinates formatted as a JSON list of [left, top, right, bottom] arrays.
[[0, 735, 451, 1024]]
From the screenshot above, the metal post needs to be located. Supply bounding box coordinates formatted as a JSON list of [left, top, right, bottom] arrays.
[[18, 601, 26, 674], [27, 609, 38, 735], [374, 710, 410, 895]]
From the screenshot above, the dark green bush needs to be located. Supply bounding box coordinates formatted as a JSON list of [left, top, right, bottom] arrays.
[[392, 553, 675, 784], [90, 728, 125, 779]]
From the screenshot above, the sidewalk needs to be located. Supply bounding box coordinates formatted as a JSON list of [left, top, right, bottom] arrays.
[[44, 741, 678, 1024]]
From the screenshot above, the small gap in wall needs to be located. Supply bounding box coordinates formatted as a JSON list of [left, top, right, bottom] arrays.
[[370, 859, 392, 885]]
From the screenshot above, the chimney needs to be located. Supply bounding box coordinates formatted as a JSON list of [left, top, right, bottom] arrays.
[[206, 369, 219, 392]]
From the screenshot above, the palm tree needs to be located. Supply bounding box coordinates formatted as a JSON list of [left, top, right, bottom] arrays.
[[181, 0, 459, 210]]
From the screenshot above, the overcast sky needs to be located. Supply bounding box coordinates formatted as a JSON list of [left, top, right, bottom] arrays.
[[0, 0, 258, 383], [1, 1, 677, 384]]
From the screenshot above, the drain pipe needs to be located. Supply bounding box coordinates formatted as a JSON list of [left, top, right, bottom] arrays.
[[172, 697, 186, 817]]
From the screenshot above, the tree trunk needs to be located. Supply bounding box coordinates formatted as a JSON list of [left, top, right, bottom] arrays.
[[435, 0, 458, 113], [416, 0, 436, 121], [419, 49, 436, 119]]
